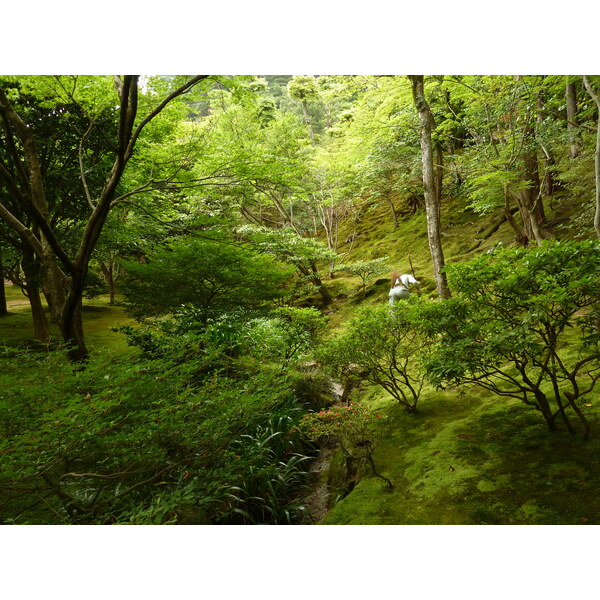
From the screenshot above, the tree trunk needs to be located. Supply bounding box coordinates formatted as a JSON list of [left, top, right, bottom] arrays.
[[21, 244, 51, 343], [62, 301, 87, 362], [566, 78, 581, 159], [518, 123, 550, 245], [503, 188, 528, 247], [536, 83, 556, 198], [297, 261, 332, 305], [408, 75, 451, 299], [0, 247, 8, 317], [60, 274, 88, 362], [583, 77, 600, 238], [41, 243, 67, 324], [386, 196, 399, 229], [99, 260, 117, 305]]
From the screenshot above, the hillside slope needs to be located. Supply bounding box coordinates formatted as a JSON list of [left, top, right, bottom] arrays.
[[316, 195, 600, 525]]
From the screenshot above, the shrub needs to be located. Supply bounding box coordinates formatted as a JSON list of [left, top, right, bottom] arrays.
[[298, 404, 392, 489], [317, 301, 433, 412], [0, 348, 312, 524], [422, 240, 600, 439]]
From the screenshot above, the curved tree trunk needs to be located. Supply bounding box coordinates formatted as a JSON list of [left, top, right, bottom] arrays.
[[408, 75, 451, 299], [297, 261, 332, 305]]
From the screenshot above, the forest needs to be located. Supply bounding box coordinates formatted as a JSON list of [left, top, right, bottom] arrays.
[[1, 74, 600, 526]]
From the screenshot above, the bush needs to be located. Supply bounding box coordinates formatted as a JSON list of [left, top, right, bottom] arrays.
[[120, 235, 293, 322], [422, 240, 600, 438], [297, 404, 392, 489], [317, 301, 433, 412]]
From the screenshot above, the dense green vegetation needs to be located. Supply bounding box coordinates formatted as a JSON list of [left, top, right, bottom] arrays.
[[2, 75, 600, 525]]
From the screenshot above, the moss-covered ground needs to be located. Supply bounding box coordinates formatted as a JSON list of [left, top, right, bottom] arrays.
[[321, 385, 600, 524], [2, 193, 597, 526]]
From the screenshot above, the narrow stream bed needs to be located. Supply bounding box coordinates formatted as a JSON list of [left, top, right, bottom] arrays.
[[298, 381, 345, 524]]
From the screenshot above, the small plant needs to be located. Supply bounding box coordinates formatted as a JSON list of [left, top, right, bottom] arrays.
[[218, 407, 314, 524], [242, 307, 326, 370]]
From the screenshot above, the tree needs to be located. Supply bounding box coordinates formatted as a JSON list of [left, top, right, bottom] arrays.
[[120, 235, 293, 322], [237, 225, 336, 305], [408, 76, 451, 299], [445, 75, 558, 247], [335, 256, 389, 295], [0, 244, 7, 316], [0, 75, 209, 360], [423, 241, 600, 439]]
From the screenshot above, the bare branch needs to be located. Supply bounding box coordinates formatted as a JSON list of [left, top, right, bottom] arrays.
[[79, 120, 97, 210]]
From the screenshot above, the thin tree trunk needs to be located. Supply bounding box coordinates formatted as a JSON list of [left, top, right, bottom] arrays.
[[566, 78, 581, 159], [99, 260, 116, 305], [408, 75, 451, 299], [386, 196, 399, 229], [536, 81, 556, 198], [21, 244, 51, 343], [583, 76, 600, 238]]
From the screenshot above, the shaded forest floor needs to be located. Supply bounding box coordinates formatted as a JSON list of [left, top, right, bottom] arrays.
[[321, 385, 600, 524]]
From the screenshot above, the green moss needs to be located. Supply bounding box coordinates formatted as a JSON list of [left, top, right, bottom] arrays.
[[318, 377, 600, 524]]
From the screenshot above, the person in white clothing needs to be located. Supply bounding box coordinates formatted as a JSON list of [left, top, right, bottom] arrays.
[[388, 271, 419, 305]]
